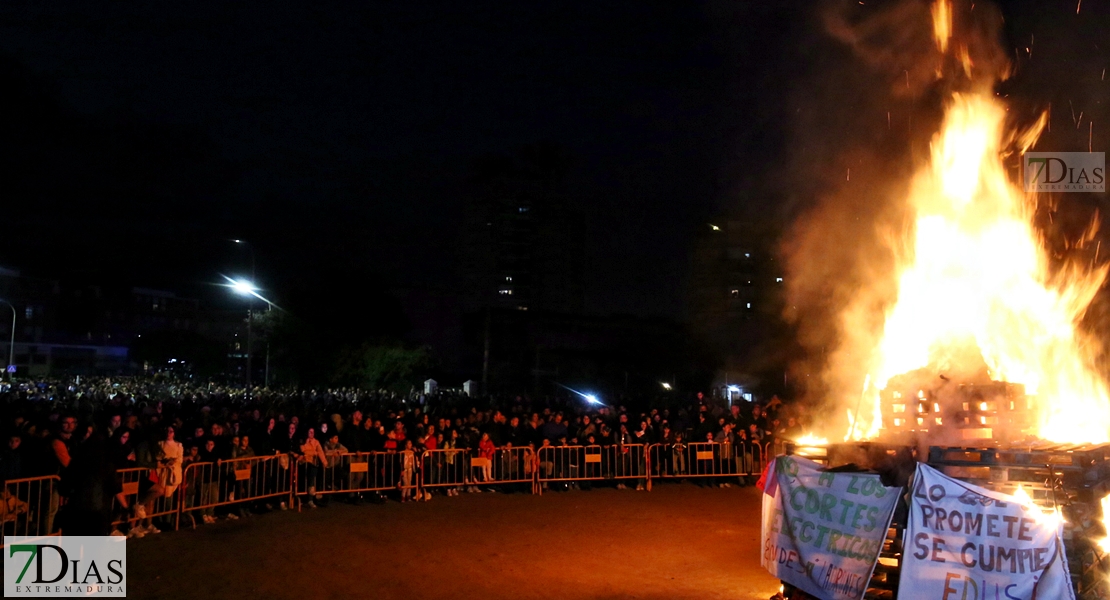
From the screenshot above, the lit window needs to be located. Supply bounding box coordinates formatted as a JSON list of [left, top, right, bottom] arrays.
[[498, 289, 513, 296], [517, 306, 528, 311], [518, 207, 529, 213], [24, 307, 33, 320], [505, 276, 512, 282]]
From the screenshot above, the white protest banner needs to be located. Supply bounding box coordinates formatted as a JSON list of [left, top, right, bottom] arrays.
[[900, 463, 1074, 600], [760, 455, 899, 600]]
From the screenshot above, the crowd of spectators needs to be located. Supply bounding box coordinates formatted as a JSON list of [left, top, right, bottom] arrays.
[[0, 376, 811, 539]]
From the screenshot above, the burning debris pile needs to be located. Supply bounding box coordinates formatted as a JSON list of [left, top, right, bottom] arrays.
[[846, 76, 1110, 445], [788, 0, 1110, 448], [776, 0, 1110, 597]]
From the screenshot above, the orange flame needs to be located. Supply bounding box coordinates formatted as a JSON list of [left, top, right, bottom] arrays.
[[1100, 495, 1110, 552], [841, 1, 1110, 444], [932, 0, 952, 54]]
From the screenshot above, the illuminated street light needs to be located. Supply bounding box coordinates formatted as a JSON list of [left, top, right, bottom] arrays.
[[555, 382, 605, 406], [708, 224, 721, 231], [220, 274, 281, 392], [230, 279, 257, 296], [219, 275, 278, 308], [660, 382, 672, 390]]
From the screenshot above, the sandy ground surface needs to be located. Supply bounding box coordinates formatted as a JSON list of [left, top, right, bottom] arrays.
[[127, 483, 780, 600]]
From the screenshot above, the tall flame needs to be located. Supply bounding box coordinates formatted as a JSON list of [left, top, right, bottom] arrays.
[[932, 0, 952, 54], [850, 1, 1110, 443]]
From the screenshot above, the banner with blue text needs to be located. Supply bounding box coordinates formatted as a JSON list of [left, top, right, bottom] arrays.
[[760, 456, 899, 600], [899, 463, 1073, 600]]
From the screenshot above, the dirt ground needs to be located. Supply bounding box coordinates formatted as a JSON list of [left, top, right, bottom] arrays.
[[127, 483, 781, 600]]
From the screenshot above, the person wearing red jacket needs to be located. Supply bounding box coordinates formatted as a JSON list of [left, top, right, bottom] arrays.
[[477, 433, 495, 483]]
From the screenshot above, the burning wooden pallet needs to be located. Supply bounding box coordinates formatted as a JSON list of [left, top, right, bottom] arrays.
[[927, 442, 1110, 599], [879, 382, 1034, 440]]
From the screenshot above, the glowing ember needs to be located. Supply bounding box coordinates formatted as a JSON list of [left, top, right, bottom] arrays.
[[1100, 495, 1110, 553], [843, 0, 1110, 444], [1011, 484, 1064, 527], [793, 433, 829, 446]]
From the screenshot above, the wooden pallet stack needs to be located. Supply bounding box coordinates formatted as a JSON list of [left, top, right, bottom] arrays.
[[927, 443, 1110, 599], [879, 382, 1032, 440]]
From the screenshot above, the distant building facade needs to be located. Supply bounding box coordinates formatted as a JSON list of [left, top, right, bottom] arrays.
[[0, 267, 237, 376]]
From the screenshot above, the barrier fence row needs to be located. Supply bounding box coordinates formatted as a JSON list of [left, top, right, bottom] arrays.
[[2, 440, 771, 544]]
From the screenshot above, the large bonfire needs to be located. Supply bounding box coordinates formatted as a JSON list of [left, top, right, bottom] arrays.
[[834, 0, 1110, 444]]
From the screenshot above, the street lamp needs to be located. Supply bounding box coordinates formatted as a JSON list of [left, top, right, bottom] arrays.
[[221, 275, 279, 392], [0, 300, 14, 380], [228, 239, 277, 387]]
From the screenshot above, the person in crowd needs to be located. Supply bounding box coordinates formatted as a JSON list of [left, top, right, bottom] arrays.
[[47, 414, 79, 534], [157, 426, 184, 500], [442, 428, 462, 496], [181, 443, 202, 528], [253, 418, 276, 456], [299, 427, 326, 508], [477, 432, 495, 485], [58, 433, 125, 537], [323, 431, 347, 500], [399, 439, 416, 503], [230, 434, 256, 517], [198, 438, 221, 524], [1, 432, 25, 481]]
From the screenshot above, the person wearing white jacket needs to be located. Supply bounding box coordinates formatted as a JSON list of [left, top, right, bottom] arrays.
[[156, 426, 184, 498], [299, 428, 326, 508]]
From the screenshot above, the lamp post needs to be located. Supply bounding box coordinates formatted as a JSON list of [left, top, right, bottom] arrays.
[[230, 240, 256, 389], [222, 276, 278, 392], [0, 300, 14, 380]]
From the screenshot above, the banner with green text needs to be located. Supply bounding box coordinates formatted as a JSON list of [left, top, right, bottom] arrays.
[[899, 463, 1074, 600], [760, 456, 899, 600]]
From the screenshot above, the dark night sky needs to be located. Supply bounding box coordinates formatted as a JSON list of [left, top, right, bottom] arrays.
[[0, 0, 804, 319], [1, 0, 1106, 324]]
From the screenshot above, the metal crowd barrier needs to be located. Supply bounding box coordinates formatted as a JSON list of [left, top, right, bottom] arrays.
[[421, 447, 538, 492], [297, 451, 416, 499], [181, 455, 293, 526], [1, 475, 58, 548], [113, 467, 179, 529], [647, 441, 763, 482], [0, 442, 770, 540], [489, 447, 538, 491], [420, 448, 470, 490], [535, 444, 648, 490]]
